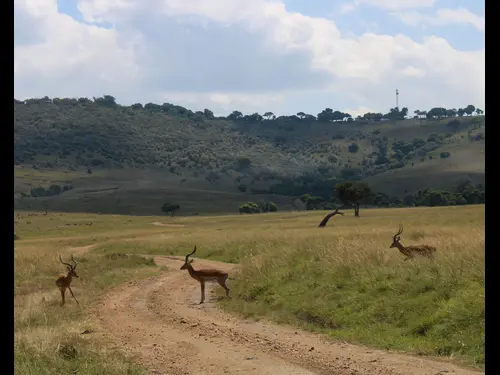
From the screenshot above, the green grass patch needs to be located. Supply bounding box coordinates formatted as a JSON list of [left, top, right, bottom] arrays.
[[218, 213, 485, 368]]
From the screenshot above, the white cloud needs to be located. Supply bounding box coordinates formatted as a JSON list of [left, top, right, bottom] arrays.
[[14, 0, 484, 116], [400, 66, 426, 78], [341, 106, 377, 117], [342, 0, 435, 12], [393, 8, 485, 32]]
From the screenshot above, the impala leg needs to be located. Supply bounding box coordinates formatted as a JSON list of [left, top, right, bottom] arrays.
[[59, 287, 66, 306], [68, 286, 79, 305], [200, 280, 205, 304], [217, 277, 230, 298]]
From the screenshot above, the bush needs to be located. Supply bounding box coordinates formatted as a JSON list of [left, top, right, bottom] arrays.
[[348, 143, 359, 153], [237, 184, 247, 192], [161, 202, 180, 216], [258, 201, 278, 212], [440, 152, 451, 159], [239, 202, 260, 214]]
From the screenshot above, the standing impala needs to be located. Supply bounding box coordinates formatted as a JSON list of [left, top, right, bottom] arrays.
[[180, 246, 230, 304], [56, 254, 80, 306], [390, 224, 436, 260]]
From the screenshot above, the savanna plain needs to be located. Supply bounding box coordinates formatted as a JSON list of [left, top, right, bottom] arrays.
[[14, 205, 484, 375]]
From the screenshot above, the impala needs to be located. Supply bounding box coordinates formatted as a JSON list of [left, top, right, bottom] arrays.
[[56, 254, 80, 306], [390, 224, 436, 260], [180, 246, 230, 304]]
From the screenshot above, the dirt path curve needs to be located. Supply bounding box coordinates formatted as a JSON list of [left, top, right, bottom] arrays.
[[92, 256, 483, 375]]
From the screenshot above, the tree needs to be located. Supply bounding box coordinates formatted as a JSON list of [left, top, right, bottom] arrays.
[[297, 112, 306, 119], [203, 109, 215, 119], [317, 108, 334, 123], [239, 202, 260, 214], [335, 181, 372, 217], [161, 202, 180, 217], [258, 201, 278, 212], [317, 206, 344, 228], [475, 108, 484, 116], [94, 95, 116, 107], [228, 111, 243, 121], [263, 112, 274, 120], [348, 143, 359, 153], [464, 105, 476, 116]]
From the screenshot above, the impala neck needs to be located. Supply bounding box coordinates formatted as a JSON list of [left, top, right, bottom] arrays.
[[185, 263, 197, 277], [66, 271, 73, 283], [394, 242, 406, 252]]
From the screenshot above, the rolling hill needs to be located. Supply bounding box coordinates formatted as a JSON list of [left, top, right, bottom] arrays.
[[14, 98, 485, 215]]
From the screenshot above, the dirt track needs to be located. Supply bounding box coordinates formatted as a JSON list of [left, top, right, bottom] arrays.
[[92, 256, 483, 375]]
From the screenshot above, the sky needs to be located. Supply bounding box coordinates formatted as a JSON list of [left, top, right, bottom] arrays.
[[14, 0, 484, 117]]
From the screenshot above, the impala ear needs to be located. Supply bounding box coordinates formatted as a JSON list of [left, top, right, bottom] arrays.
[[189, 259, 194, 264]]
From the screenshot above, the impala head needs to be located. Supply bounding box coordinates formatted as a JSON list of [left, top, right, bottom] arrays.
[[59, 254, 79, 278], [180, 246, 196, 270], [390, 224, 404, 248]]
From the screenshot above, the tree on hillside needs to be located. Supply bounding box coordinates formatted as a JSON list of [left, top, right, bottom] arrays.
[[335, 181, 372, 217], [263, 112, 274, 120], [464, 105, 476, 116], [203, 109, 215, 119], [475, 108, 483, 116], [228, 110, 243, 120], [161, 202, 180, 217], [93, 95, 116, 107]]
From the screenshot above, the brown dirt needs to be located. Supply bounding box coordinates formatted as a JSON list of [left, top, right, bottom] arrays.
[[91, 256, 483, 375], [70, 243, 99, 255], [151, 222, 185, 227]]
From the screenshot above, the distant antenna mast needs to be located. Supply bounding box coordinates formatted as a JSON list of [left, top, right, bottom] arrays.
[[396, 89, 399, 109]]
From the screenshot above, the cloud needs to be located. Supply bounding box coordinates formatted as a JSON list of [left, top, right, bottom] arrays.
[[340, 106, 378, 117], [341, 0, 435, 12], [14, 0, 484, 116], [393, 8, 485, 32]]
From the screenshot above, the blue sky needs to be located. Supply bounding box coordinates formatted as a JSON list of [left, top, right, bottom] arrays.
[[16, 0, 484, 117]]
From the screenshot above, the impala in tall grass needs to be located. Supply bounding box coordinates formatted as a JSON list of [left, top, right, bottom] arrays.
[[56, 254, 80, 306], [390, 224, 436, 261]]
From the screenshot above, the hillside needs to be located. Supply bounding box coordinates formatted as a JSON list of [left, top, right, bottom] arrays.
[[14, 97, 485, 215]]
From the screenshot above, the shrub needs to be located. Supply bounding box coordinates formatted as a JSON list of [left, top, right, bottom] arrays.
[[237, 184, 247, 192], [348, 143, 359, 153], [239, 202, 260, 214], [440, 152, 451, 159], [161, 202, 180, 216]]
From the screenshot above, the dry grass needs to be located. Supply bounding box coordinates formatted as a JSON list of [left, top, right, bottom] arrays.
[[14, 205, 484, 373]]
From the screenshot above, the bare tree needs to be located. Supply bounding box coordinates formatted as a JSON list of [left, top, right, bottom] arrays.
[[318, 206, 344, 228]]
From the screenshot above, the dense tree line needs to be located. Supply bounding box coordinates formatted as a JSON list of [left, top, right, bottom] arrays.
[[15, 95, 483, 126], [284, 179, 484, 214]]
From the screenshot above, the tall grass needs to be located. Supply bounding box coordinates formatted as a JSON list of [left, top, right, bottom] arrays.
[[220, 206, 485, 367], [14, 225, 159, 375], [14, 205, 484, 372]]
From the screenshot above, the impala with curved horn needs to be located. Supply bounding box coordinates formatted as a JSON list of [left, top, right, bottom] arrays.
[[180, 246, 230, 304], [390, 224, 436, 260], [56, 254, 80, 306]]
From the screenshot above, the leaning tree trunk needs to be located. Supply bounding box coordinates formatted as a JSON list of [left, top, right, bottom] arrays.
[[318, 207, 344, 227]]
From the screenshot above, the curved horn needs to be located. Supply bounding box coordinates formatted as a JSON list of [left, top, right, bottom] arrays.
[[59, 254, 72, 267], [393, 224, 403, 241], [185, 246, 197, 263], [71, 254, 78, 269]]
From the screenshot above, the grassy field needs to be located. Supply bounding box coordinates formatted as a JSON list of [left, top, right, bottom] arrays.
[[14, 205, 485, 373]]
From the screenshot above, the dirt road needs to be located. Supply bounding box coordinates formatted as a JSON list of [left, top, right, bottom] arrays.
[[92, 256, 483, 375]]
